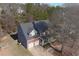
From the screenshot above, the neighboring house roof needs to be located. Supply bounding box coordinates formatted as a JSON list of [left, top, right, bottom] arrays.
[[17, 7, 24, 14]]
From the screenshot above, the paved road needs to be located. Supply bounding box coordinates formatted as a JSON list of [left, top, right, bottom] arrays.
[[0, 34, 32, 56]]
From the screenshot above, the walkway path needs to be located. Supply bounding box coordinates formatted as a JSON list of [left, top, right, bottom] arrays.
[[28, 46, 53, 56]]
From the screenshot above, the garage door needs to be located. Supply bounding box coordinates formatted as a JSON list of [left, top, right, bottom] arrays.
[[27, 40, 39, 48]]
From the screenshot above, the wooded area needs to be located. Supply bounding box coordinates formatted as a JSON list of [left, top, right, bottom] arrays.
[[0, 3, 79, 56], [0, 3, 62, 33]]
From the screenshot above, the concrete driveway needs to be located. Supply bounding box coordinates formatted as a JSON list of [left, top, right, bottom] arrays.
[[0, 34, 32, 56]]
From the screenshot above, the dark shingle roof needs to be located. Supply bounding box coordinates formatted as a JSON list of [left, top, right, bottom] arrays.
[[20, 22, 34, 38], [19, 20, 49, 38], [34, 21, 48, 33]]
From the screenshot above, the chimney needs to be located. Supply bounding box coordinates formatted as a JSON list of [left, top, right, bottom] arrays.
[[28, 15, 36, 29]]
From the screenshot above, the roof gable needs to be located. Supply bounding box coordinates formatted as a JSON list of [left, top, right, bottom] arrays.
[[20, 22, 34, 37]]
